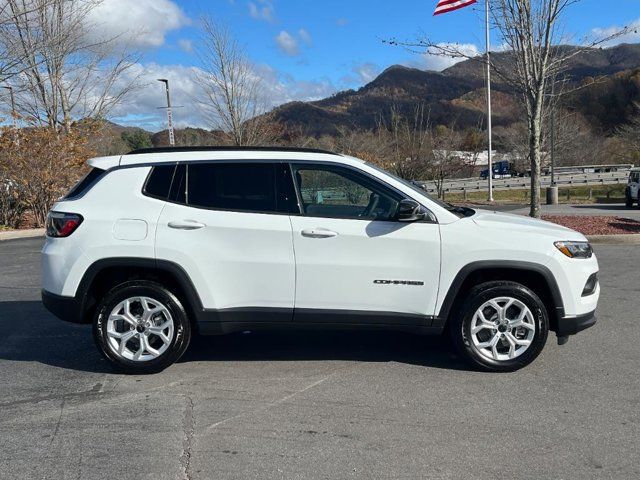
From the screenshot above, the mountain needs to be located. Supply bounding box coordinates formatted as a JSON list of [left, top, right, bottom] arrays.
[[269, 43, 640, 137]]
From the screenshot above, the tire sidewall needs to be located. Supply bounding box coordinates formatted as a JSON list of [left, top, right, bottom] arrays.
[[93, 281, 191, 374], [452, 282, 549, 372]]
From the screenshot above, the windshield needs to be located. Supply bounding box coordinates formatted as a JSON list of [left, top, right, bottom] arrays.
[[364, 162, 475, 218]]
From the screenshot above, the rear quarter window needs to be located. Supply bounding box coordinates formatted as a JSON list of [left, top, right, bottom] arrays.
[[65, 168, 105, 200], [143, 164, 177, 200]]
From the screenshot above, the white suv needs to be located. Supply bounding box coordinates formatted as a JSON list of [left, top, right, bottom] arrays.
[[42, 147, 599, 373]]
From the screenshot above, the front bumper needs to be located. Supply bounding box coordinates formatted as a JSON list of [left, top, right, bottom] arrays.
[[556, 310, 596, 344], [42, 289, 85, 324]]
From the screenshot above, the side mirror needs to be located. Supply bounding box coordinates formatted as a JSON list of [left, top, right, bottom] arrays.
[[396, 199, 426, 222]]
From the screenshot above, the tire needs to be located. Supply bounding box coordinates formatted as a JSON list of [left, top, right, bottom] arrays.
[[637, 192, 640, 210], [449, 281, 549, 372], [93, 280, 192, 374], [625, 188, 633, 208]]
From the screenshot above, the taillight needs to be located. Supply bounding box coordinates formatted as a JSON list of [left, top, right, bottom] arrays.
[[46, 212, 83, 237]]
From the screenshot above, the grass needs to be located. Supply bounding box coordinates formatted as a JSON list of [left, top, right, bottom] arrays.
[[444, 184, 627, 204]]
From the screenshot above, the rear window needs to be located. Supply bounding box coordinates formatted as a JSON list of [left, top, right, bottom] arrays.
[[186, 163, 277, 213], [144, 164, 176, 199], [65, 168, 105, 200]]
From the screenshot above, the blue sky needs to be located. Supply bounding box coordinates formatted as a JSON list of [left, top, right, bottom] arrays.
[[151, 0, 640, 86], [50, 0, 640, 129], [2, 0, 638, 130]]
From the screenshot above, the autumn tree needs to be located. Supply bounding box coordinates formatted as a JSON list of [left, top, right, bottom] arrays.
[[0, 126, 94, 227]]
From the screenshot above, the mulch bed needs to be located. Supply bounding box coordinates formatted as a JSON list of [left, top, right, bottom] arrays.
[[542, 216, 640, 235]]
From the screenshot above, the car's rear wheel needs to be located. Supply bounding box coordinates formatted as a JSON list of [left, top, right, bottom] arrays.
[[625, 188, 633, 207], [450, 281, 549, 372], [93, 280, 191, 374]]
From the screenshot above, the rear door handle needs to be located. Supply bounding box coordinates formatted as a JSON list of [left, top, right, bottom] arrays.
[[301, 228, 338, 239], [168, 220, 206, 230]]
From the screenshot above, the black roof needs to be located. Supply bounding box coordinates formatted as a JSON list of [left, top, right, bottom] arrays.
[[126, 146, 338, 155]]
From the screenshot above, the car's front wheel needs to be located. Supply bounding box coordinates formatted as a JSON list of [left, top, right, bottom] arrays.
[[93, 280, 192, 374], [625, 188, 633, 208], [450, 281, 549, 372]]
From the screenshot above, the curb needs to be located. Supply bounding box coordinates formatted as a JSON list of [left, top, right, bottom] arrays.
[[0, 228, 45, 241], [587, 234, 640, 245]]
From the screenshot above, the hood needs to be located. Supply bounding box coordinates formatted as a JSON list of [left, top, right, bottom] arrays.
[[471, 209, 587, 241]]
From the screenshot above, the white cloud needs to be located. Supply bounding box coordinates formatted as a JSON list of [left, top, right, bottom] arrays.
[[109, 63, 205, 130], [275, 31, 299, 56], [177, 39, 193, 53], [341, 62, 380, 86], [248, 1, 275, 22], [590, 18, 640, 47], [109, 62, 336, 131], [411, 43, 480, 71], [298, 28, 312, 45], [86, 0, 189, 48], [255, 64, 336, 106]]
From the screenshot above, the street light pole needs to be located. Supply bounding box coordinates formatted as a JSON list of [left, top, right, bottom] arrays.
[[485, 0, 494, 202], [157, 79, 175, 146]]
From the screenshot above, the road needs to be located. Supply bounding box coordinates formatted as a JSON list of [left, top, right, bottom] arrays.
[[1, 238, 639, 480], [492, 203, 640, 220]]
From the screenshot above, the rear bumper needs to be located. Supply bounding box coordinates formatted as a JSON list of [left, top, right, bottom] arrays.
[[556, 310, 596, 337], [41, 289, 85, 324]]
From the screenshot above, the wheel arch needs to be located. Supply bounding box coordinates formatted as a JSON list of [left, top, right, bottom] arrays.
[[76, 258, 204, 327], [437, 261, 565, 331]]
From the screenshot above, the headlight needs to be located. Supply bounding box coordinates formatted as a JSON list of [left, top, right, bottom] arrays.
[[554, 241, 593, 259]]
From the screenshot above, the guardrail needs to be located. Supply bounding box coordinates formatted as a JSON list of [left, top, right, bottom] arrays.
[[419, 169, 631, 194]]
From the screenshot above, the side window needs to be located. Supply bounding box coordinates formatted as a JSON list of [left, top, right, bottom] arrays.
[[65, 167, 105, 200], [631, 172, 640, 184], [144, 164, 176, 199], [187, 162, 277, 213], [293, 165, 400, 220]]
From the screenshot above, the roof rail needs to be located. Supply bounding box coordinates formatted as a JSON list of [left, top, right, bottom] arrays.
[[126, 146, 339, 155]]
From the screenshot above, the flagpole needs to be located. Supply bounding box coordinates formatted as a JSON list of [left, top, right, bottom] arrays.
[[485, 0, 494, 202]]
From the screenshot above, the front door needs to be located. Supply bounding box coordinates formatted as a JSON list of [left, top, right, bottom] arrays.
[[289, 163, 441, 325]]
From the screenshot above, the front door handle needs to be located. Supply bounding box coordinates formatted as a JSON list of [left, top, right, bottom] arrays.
[[168, 220, 206, 230], [301, 228, 338, 239]]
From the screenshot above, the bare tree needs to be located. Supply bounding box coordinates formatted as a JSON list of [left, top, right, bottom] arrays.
[[373, 104, 434, 180], [389, 0, 632, 217], [0, 0, 141, 131], [430, 125, 467, 199], [194, 17, 276, 146], [617, 103, 640, 164], [0, 0, 48, 82]]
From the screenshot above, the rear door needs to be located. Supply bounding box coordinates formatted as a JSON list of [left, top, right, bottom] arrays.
[[155, 161, 296, 319], [288, 162, 441, 325]]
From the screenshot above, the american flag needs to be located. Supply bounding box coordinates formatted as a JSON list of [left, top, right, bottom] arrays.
[[434, 0, 477, 15]]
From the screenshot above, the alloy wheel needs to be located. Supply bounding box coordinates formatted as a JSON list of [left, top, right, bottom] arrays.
[[105, 296, 175, 362], [468, 297, 536, 361]]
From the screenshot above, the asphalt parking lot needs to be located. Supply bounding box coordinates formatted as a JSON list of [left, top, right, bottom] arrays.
[[1, 237, 639, 480]]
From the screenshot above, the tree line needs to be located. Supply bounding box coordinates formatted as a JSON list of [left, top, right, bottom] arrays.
[[1, 0, 639, 229]]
